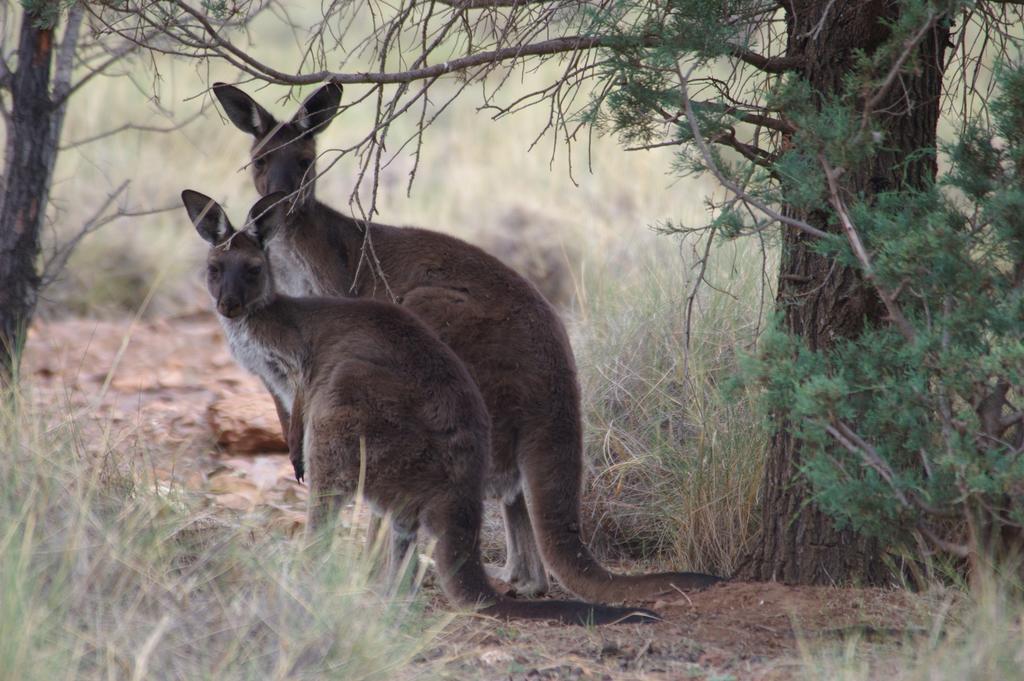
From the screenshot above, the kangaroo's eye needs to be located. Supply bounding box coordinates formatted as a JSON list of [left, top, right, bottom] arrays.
[[207, 264, 221, 278], [254, 157, 267, 170], [245, 264, 263, 279]]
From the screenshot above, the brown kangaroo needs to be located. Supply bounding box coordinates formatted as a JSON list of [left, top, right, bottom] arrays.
[[182, 189, 659, 625], [211, 81, 722, 602]]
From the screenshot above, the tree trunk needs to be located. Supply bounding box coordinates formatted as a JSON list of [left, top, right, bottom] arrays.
[[739, 1, 949, 584], [0, 7, 64, 389]]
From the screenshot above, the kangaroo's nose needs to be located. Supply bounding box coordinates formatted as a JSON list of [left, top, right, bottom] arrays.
[[218, 297, 242, 318]]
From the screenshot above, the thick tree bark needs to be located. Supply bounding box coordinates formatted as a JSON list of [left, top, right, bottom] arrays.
[[0, 7, 67, 389], [739, 1, 949, 584]]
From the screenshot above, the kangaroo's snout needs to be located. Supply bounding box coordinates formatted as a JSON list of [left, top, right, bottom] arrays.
[[218, 296, 243, 318], [266, 164, 298, 198]]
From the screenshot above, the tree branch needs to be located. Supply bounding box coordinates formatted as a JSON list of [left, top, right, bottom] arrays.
[[52, 37, 148, 108], [820, 153, 917, 342], [434, 0, 551, 6], [52, 2, 86, 104], [108, 1, 801, 88], [42, 181, 129, 285], [144, 0, 635, 85], [731, 46, 803, 74], [677, 65, 827, 240], [859, 6, 938, 132], [709, 128, 776, 170], [59, 111, 206, 151], [0, 58, 11, 91]]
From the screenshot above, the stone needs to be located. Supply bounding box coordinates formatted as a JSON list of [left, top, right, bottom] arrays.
[[206, 392, 287, 454]]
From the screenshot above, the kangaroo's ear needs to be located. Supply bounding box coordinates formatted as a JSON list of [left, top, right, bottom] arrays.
[[292, 81, 342, 134], [246, 192, 288, 246], [182, 190, 233, 245], [213, 82, 277, 137]]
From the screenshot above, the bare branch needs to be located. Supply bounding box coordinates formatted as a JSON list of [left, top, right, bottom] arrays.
[[53, 2, 86, 103], [859, 6, 939, 133], [0, 58, 11, 91], [42, 181, 129, 285], [828, 421, 909, 507], [819, 154, 917, 342], [59, 110, 206, 150], [434, 0, 551, 6], [731, 46, 803, 74], [677, 64, 827, 240], [53, 38, 148, 108], [709, 128, 776, 169], [918, 524, 971, 558]]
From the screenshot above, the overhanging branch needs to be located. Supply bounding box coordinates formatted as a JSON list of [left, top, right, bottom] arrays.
[[434, 0, 551, 6], [677, 65, 827, 240], [731, 47, 803, 74], [108, 0, 802, 87]]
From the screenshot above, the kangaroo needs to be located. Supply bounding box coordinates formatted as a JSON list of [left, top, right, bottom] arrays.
[[182, 189, 660, 625], [211, 81, 722, 602]]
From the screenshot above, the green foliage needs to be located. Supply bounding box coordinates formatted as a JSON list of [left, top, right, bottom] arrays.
[[592, 0, 1022, 559], [742, 62, 1024, 553], [23, 0, 69, 29], [590, 0, 775, 147]]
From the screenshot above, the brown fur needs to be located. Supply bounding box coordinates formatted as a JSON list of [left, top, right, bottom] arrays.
[[212, 82, 722, 602], [181, 190, 659, 625]]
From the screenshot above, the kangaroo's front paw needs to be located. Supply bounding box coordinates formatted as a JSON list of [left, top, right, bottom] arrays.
[[286, 424, 305, 482], [289, 441, 305, 482]]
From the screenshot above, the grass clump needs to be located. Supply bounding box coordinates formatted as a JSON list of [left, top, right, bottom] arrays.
[[572, 233, 772, 576], [0, 391, 439, 680], [800, 572, 1024, 680]]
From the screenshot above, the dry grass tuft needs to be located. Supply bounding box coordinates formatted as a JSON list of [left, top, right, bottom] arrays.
[[799, 572, 1024, 680], [0, 390, 441, 680], [572, 235, 771, 575]]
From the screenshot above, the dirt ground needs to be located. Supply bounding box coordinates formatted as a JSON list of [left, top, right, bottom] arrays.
[[24, 315, 943, 680]]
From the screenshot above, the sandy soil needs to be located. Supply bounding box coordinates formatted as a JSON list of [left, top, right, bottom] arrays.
[[23, 315, 942, 680]]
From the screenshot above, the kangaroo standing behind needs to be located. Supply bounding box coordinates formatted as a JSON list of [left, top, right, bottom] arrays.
[[182, 190, 658, 626], [212, 82, 721, 602]]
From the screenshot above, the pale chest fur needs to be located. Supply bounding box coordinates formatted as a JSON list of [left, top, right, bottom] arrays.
[[268, 235, 321, 297], [221, 318, 299, 411]]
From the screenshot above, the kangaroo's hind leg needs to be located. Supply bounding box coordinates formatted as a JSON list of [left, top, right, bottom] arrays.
[[487, 490, 549, 597], [303, 421, 357, 536], [382, 515, 419, 596], [484, 431, 549, 597]]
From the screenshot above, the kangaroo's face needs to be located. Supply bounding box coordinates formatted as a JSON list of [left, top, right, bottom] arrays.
[[181, 191, 289, 318], [212, 82, 342, 208]]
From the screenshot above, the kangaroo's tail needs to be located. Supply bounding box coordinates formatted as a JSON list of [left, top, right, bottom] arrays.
[[520, 413, 723, 603], [421, 493, 660, 625]]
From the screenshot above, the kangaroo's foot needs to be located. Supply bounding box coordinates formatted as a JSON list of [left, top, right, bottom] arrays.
[[485, 563, 549, 598]]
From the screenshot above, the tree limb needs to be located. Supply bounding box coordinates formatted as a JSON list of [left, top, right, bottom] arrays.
[[859, 6, 938, 133], [59, 111, 206, 151], [0, 58, 11, 91], [52, 2, 86, 104], [820, 153, 917, 342], [731, 46, 803, 74], [677, 64, 827, 240], [709, 128, 776, 170], [42, 181, 130, 285], [434, 0, 551, 7]]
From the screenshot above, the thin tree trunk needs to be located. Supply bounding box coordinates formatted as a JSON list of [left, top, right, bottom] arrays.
[[739, 1, 949, 584], [0, 4, 74, 389]]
